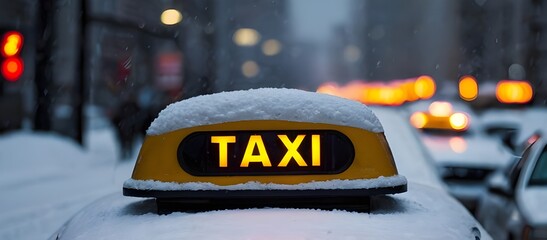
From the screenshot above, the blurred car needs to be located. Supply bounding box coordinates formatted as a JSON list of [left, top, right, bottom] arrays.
[[479, 107, 547, 153], [50, 89, 489, 240], [475, 129, 547, 240], [406, 100, 514, 210]]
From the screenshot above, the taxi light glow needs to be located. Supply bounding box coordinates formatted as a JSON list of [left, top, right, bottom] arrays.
[[449, 113, 469, 130], [414, 75, 436, 99], [403, 81, 419, 101], [316, 77, 428, 106], [1, 32, 23, 57], [496, 80, 533, 104], [241, 135, 272, 167], [459, 76, 478, 101], [410, 112, 428, 129], [211, 136, 236, 167], [428, 101, 453, 117]]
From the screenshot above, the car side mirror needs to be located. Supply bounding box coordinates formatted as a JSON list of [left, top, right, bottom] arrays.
[[487, 176, 514, 198]]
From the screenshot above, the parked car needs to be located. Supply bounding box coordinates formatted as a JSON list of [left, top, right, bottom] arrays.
[[475, 129, 547, 240], [406, 100, 514, 210]]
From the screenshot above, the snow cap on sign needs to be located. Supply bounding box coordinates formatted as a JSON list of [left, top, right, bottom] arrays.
[[147, 88, 383, 135]]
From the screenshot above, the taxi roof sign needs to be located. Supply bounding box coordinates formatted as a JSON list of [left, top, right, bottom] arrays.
[[410, 101, 470, 132], [123, 89, 406, 210]]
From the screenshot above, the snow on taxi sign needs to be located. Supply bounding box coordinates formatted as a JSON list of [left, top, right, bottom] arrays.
[[123, 88, 407, 210]]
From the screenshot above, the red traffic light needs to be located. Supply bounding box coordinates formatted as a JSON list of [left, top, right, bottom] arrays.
[[1, 31, 23, 57], [1, 57, 24, 81]]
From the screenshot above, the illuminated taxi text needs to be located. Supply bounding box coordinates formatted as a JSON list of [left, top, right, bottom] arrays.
[[177, 130, 354, 176], [211, 134, 321, 168]]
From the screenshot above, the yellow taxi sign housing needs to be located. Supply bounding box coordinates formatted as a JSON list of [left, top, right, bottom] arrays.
[[410, 112, 470, 131], [410, 101, 470, 132], [130, 120, 398, 186], [123, 88, 406, 203]]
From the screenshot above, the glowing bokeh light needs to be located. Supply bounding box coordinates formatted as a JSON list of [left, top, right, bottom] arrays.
[[449, 113, 469, 130], [2, 32, 23, 57], [262, 39, 282, 56], [233, 28, 261, 47], [449, 137, 467, 153], [1, 57, 24, 81], [160, 9, 183, 25], [496, 80, 533, 104], [414, 75, 436, 99], [459, 76, 478, 101], [410, 112, 428, 129], [428, 101, 453, 117], [242, 60, 259, 78]]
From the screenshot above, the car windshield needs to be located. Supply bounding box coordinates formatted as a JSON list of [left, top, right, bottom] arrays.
[[529, 145, 547, 186]]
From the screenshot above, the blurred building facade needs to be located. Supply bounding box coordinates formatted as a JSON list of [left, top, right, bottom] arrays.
[[0, 0, 546, 142], [348, 0, 460, 84]]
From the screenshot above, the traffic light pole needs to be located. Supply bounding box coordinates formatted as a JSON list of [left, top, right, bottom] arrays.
[[34, 0, 54, 131], [75, 0, 87, 145]]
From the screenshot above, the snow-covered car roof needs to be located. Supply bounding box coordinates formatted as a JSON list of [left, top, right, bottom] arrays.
[[370, 107, 445, 190], [479, 109, 523, 129], [51, 182, 490, 240], [147, 88, 383, 135]]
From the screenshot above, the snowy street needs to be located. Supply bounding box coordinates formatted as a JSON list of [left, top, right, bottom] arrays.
[[0, 128, 136, 240]]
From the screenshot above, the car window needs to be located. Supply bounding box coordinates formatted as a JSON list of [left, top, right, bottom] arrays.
[[529, 145, 547, 186]]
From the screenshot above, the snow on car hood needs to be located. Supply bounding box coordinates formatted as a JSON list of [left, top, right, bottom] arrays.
[[518, 186, 547, 225], [422, 135, 513, 168], [146, 88, 383, 135], [54, 183, 490, 240]]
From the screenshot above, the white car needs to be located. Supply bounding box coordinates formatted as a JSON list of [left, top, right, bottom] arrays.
[[406, 100, 514, 210], [476, 129, 547, 240], [51, 89, 489, 240], [371, 107, 445, 190]]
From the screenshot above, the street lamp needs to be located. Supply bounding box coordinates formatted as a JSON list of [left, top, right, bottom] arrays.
[[233, 28, 260, 47], [161, 9, 183, 25]]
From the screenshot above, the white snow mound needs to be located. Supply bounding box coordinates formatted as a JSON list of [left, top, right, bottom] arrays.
[[123, 175, 406, 191], [147, 88, 383, 135]]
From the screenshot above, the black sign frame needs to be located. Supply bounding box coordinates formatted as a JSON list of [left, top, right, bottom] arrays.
[[177, 130, 355, 176]]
